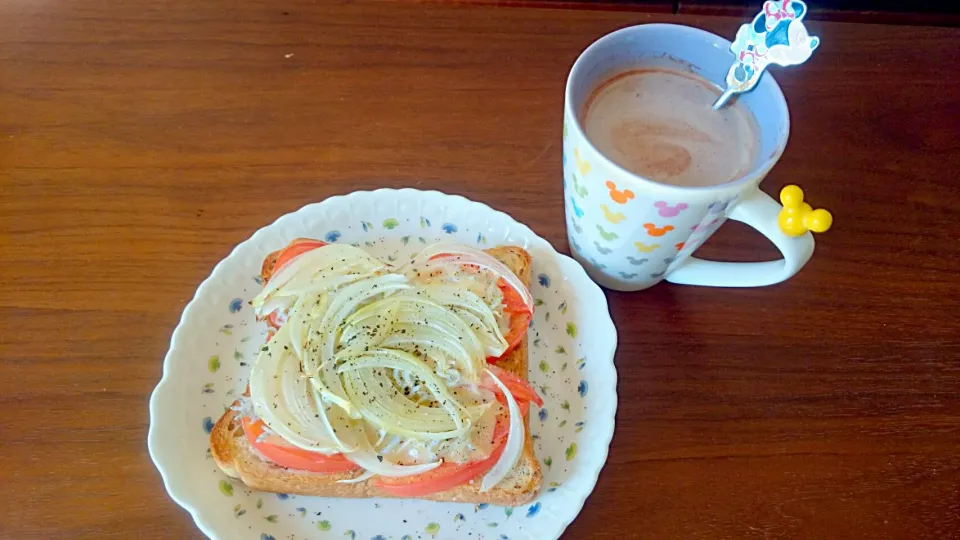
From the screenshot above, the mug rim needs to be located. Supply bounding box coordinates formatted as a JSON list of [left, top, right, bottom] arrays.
[[565, 23, 791, 194]]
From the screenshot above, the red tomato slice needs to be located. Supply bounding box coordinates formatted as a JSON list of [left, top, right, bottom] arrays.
[[483, 365, 544, 407], [265, 310, 285, 330], [499, 277, 529, 312], [491, 394, 531, 419], [259, 238, 325, 329], [241, 417, 358, 474], [261, 238, 326, 284], [508, 398, 531, 419], [272, 239, 327, 277], [373, 434, 507, 497], [498, 308, 532, 360]]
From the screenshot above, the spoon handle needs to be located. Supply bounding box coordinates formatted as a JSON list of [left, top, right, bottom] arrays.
[[712, 87, 737, 111]]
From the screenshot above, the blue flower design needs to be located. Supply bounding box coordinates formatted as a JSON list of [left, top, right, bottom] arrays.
[[478, 503, 489, 510], [526, 502, 541, 517], [441, 223, 458, 234], [538, 274, 550, 287], [261, 535, 275, 540], [229, 298, 243, 313], [325, 230, 342, 243], [578, 380, 588, 397], [253, 275, 263, 285], [538, 408, 548, 422], [202, 417, 214, 434], [276, 492, 289, 500], [372, 536, 387, 540]]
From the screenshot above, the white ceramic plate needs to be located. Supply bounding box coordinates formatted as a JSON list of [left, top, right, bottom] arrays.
[[149, 189, 618, 540]]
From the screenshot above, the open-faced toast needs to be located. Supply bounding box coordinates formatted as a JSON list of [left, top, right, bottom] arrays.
[[211, 246, 542, 506]]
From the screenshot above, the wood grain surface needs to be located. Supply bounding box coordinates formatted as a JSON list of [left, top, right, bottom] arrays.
[[2, 1, 959, 538]]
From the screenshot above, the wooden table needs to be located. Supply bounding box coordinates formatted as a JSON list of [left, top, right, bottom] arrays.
[[3, 1, 959, 538]]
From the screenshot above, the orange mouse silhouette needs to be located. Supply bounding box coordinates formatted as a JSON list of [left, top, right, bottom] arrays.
[[605, 181, 635, 205], [643, 223, 674, 237]]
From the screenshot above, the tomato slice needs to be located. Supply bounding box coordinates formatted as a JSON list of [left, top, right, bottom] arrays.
[[373, 434, 507, 497], [261, 238, 327, 284], [265, 310, 286, 330], [259, 238, 326, 328], [482, 364, 543, 407], [499, 308, 532, 359], [273, 239, 327, 276], [241, 417, 358, 474], [499, 277, 529, 312], [426, 253, 533, 362]]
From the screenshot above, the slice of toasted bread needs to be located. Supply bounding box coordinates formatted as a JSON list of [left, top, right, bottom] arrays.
[[211, 246, 542, 506]]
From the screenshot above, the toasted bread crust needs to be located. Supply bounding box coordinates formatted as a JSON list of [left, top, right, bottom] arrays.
[[211, 245, 541, 506]]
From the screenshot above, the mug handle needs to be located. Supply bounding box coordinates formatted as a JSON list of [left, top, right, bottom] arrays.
[[665, 188, 815, 287]]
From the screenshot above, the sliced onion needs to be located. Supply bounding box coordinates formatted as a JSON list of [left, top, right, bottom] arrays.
[[309, 274, 411, 416], [285, 293, 312, 361], [315, 274, 412, 371], [337, 296, 402, 354], [402, 242, 533, 310], [345, 432, 443, 477], [281, 272, 382, 298], [249, 325, 347, 454], [480, 367, 524, 491], [337, 349, 472, 441], [450, 307, 507, 358], [252, 244, 388, 312], [409, 284, 508, 357], [258, 295, 295, 320], [380, 326, 471, 380], [346, 295, 486, 381]]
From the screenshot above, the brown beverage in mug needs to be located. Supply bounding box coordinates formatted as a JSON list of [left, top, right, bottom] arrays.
[[581, 68, 759, 188]]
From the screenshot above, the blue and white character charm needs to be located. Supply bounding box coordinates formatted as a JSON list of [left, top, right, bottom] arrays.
[[713, 0, 820, 110]]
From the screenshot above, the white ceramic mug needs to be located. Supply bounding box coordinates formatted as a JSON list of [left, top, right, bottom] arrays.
[[563, 24, 818, 292]]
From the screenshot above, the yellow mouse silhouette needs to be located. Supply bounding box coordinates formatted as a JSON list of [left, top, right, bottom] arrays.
[[601, 204, 626, 224], [778, 185, 833, 237], [574, 148, 591, 176], [634, 242, 660, 253]]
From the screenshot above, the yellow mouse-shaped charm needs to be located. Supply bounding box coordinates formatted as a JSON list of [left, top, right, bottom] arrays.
[[778, 185, 833, 237]]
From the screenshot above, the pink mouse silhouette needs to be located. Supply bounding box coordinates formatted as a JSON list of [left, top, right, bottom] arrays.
[[654, 201, 688, 217]]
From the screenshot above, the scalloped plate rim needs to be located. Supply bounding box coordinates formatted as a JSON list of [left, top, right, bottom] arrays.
[[148, 188, 618, 539]]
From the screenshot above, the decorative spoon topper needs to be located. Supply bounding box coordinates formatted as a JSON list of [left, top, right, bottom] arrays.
[[713, 0, 820, 110]]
